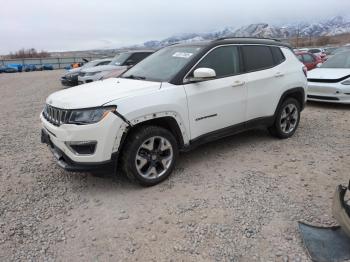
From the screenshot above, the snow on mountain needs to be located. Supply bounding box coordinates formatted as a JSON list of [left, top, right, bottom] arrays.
[[142, 16, 350, 48]]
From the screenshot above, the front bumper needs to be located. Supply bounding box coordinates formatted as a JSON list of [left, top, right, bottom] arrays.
[[61, 75, 78, 87], [40, 112, 125, 171], [41, 128, 117, 172], [307, 82, 350, 104]]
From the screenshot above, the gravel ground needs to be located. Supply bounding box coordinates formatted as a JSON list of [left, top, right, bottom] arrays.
[[0, 70, 349, 261]]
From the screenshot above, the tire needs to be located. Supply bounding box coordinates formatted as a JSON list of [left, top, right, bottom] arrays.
[[269, 97, 301, 139], [121, 126, 179, 186]]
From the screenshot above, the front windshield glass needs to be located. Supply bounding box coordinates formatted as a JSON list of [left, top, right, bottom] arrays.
[[122, 45, 203, 82], [321, 51, 350, 68], [110, 53, 130, 66]]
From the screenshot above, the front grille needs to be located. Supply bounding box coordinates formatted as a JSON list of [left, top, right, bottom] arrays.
[[308, 74, 350, 83], [43, 104, 71, 126]]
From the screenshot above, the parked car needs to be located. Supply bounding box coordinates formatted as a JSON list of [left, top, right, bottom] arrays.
[[7, 64, 23, 72], [41, 38, 307, 186], [0, 66, 5, 73], [308, 48, 327, 61], [307, 50, 350, 104], [23, 64, 37, 72], [61, 58, 112, 87], [43, 64, 54, 70], [4, 66, 18, 73], [78, 51, 154, 84], [295, 51, 322, 71]]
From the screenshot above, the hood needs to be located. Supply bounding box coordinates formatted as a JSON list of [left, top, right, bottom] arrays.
[[46, 78, 161, 109], [82, 65, 126, 73], [308, 68, 350, 80]]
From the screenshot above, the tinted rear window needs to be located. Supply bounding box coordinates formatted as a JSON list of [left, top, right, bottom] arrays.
[[242, 46, 275, 72], [271, 47, 285, 64]]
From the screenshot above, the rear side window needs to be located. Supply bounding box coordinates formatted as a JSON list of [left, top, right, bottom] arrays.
[[242, 45, 275, 72], [303, 54, 315, 63], [296, 55, 303, 62], [270, 47, 285, 64], [194, 46, 241, 78]]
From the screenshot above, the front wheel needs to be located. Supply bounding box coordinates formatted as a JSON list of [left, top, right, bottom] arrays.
[[121, 126, 179, 186], [269, 98, 301, 139]]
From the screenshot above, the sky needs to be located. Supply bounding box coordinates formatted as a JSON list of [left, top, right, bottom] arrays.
[[1, 0, 350, 54]]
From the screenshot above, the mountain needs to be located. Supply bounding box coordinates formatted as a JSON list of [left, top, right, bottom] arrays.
[[142, 16, 350, 48]]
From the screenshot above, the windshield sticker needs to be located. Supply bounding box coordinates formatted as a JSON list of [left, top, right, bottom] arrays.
[[172, 52, 194, 59]]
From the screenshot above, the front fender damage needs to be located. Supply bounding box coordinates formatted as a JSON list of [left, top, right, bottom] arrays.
[[298, 181, 350, 262]]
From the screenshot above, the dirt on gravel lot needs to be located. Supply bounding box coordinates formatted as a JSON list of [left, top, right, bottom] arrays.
[[0, 70, 349, 262]]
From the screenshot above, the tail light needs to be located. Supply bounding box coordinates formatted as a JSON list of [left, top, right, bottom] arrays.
[[302, 66, 308, 77]]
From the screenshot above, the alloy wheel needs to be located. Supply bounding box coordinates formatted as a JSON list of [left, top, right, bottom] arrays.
[[135, 136, 174, 179]]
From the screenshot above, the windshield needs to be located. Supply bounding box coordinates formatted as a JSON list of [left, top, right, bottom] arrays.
[[122, 45, 203, 82], [110, 53, 130, 66], [321, 51, 350, 68]]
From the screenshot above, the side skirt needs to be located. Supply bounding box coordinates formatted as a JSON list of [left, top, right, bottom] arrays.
[[182, 116, 274, 152]]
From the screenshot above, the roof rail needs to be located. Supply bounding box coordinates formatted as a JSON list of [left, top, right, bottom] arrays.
[[214, 36, 282, 42]]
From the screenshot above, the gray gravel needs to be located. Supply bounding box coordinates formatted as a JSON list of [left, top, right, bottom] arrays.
[[0, 70, 349, 261]]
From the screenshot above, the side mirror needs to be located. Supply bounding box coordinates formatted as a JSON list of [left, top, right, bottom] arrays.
[[189, 68, 216, 82]]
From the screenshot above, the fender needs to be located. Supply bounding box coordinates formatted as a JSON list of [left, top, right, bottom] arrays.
[[274, 87, 306, 117], [112, 111, 189, 153]]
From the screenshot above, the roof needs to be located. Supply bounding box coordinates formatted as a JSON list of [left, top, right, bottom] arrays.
[[171, 37, 292, 49], [212, 37, 292, 49]]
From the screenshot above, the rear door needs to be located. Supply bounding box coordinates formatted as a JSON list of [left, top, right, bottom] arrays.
[[242, 45, 286, 120], [184, 45, 247, 139]]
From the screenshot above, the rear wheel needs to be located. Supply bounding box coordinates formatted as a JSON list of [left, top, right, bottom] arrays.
[[269, 98, 301, 139], [121, 126, 178, 186]]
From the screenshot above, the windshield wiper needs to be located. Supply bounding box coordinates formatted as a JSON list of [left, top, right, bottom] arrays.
[[123, 75, 146, 80]]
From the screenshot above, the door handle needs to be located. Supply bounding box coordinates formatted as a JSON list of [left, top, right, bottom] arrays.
[[232, 80, 245, 87], [275, 72, 284, 78]]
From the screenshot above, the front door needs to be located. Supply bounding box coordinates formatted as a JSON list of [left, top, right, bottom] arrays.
[[184, 45, 247, 140]]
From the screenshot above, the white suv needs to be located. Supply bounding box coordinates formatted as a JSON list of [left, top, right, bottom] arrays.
[[41, 38, 307, 186]]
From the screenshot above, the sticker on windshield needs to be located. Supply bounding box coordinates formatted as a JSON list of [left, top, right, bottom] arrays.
[[172, 52, 194, 59]]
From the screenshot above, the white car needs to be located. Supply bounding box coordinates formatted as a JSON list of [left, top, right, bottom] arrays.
[[61, 58, 112, 87], [78, 51, 153, 84], [41, 38, 307, 186], [307, 50, 350, 104]]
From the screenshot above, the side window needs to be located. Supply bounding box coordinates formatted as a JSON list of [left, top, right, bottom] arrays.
[[242, 45, 275, 72], [194, 46, 240, 78], [270, 47, 286, 64], [296, 55, 304, 62], [128, 53, 151, 64], [97, 61, 110, 66], [303, 54, 315, 63]]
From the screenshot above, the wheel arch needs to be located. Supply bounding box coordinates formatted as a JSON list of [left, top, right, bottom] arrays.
[[275, 87, 306, 117], [115, 113, 188, 156]]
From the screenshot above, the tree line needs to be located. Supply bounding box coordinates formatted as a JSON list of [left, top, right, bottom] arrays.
[[6, 48, 50, 59]]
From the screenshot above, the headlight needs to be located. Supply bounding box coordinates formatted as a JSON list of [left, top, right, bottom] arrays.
[[341, 79, 350, 85], [68, 106, 116, 125], [86, 71, 102, 76]]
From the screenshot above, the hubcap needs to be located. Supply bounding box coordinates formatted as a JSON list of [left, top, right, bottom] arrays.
[[135, 136, 173, 179], [280, 104, 298, 134]]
